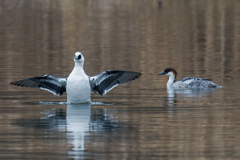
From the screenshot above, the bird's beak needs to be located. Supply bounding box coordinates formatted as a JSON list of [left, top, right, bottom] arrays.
[[157, 71, 165, 75]]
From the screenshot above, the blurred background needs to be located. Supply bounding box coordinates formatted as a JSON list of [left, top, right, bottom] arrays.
[[1, 0, 240, 159]]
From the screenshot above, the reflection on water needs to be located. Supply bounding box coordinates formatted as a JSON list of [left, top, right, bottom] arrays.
[[67, 103, 90, 151], [1, 0, 240, 159], [166, 88, 218, 111], [167, 87, 218, 99], [16, 108, 66, 130], [15, 103, 119, 157]]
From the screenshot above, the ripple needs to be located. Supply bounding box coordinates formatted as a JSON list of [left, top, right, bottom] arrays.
[[21, 101, 130, 106]]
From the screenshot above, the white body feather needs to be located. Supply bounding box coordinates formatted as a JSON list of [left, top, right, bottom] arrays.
[[66, 55, 91, 104]]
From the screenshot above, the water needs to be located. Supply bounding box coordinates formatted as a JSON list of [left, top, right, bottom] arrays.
[[1, 0, 240, 159]]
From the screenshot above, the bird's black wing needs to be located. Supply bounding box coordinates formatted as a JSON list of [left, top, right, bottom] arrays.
[[89, 70, 141, 96], [10, 74, 67, 96]]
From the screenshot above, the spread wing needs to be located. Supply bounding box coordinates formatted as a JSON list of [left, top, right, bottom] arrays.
[[10, 74, 67, 96], [179, 77, 212, 82], [89, 70, 141, 96]]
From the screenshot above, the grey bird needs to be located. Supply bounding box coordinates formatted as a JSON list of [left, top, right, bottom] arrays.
[[157, 67, 222, 89]]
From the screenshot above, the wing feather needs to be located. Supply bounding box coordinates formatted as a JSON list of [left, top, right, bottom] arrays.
[[89, 70, 141, 96], [180, 77, 212, 82], [10, 74, 67, 96]]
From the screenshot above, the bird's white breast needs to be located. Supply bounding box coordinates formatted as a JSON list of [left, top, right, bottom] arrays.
[[66, 68, 91, 103]]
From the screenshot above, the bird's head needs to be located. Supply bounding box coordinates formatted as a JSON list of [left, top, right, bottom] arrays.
[[157, 67, 177, 79], [74, 52, 85, 64]]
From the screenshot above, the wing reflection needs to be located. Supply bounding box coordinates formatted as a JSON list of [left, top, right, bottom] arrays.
[[13, 103, 119, 152]]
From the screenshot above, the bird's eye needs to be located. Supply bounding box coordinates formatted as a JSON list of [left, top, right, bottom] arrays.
[[78, 55, 81, 59]]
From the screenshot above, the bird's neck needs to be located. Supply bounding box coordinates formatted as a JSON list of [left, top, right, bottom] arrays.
[[71, 62, 85, 76], [74, 62, 83, 69], [167, 75, 176, 88]]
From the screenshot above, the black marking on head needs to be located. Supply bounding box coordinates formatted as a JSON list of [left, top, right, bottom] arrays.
[[74, 52, 82, 60], [77, 54, 81, 60]]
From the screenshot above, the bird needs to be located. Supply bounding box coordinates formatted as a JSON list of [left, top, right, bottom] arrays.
[[10, 52, 141, 103], [157, 67, 222, 89]]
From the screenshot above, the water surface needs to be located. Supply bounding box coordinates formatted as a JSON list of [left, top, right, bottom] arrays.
[[1, 0, 240, 159]]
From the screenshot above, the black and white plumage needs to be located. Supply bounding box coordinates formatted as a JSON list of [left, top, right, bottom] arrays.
[[10, 75, 67, 96], [10, 52, 141, 103], [157, 67, 222, 89], [89, 70, 141, 96]]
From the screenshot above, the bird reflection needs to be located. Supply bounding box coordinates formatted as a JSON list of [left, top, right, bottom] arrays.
[[66, 103, 91, 151], [14, 102, 119, 153], [166, 88, 177, 107], [166, 88, 218, 106]]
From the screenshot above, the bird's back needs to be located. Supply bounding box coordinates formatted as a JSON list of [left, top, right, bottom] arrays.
[[173, 77, 222, 88]]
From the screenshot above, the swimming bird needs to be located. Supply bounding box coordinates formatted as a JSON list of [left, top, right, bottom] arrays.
[[10, 52, 141, 103], [157, 67, 222, 88]]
